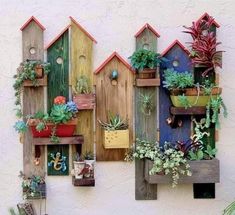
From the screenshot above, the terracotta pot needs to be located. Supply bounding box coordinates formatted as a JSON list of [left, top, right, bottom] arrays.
[[28, 118, 78, 137], [73, 94, 96, 110], [35, 65, 43, 78], [137, 68, 156, 79]]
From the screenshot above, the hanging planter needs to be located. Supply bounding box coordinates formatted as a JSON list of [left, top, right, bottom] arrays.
[[170, 87, 222, 107], [98, 113, 129, 149], [28, 118, 78, 137], [73, 75, 96, 110]]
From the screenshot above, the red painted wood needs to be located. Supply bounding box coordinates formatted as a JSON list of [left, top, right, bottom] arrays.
[[70, 16, 97, 43], [45, 24, 71, 50], [94, 52, 135, 74], [161, 39, 190, 56], [196, 12, 220, 28], [20, 16, 46, 31], [135, 23, 160, 38], [73, 94, 95, 110]]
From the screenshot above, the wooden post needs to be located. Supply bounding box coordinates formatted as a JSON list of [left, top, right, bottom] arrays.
[[70, 17, 96, 156], [21, 17, 45, 177], [134, 24, 159, 200]]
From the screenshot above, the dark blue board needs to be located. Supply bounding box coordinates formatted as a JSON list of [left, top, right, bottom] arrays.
[[159, 43, 192, 146]]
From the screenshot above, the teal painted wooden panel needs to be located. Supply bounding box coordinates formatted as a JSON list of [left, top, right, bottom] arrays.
[[47, 145, 69, 176], [47, 30, 69, 110]]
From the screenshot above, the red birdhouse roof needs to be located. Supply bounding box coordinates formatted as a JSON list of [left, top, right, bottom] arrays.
[[69, 16, 97, 43], [20, 16, 45, 31], [95, 52, 134, 74], [135, 23, 160, 38], [45, 24, 70, 50], [196, 12, 220, 28], [161, 39, 190, 56]]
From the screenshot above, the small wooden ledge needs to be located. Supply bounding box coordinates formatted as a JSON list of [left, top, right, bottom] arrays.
[[33, 135, 84, 145], [23, 76, 47, 87], [135, 78, 160, 87], [72, 176, 95, 186], [170, 106, 206, 115]]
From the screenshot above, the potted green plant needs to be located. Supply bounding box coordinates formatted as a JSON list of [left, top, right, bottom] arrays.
[[72, 75, 95, 110], [19, 172, 46, 200], [129, 49, 164, 79], [163, 68, 227, 128], [98, 113, 129, 149], [73, 153, 86, 179]]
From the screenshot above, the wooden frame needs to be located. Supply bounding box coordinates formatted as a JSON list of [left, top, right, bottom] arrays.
[[72, 176, 95, 186], [23, 75, 48, 87], [145, 159, 220, 184]]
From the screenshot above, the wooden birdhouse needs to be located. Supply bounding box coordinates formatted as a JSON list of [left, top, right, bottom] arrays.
[[94, 52, 134, 161], [135, 23, 160, 51]]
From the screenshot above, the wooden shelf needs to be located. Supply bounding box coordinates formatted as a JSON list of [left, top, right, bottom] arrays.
[[145, 159, 220, 184], [23, 75, 47, 87], [72, 176, 95, 186], [135, 78, 160, 87], [170, 106, 206, 115], [33, 135, 84, 145]]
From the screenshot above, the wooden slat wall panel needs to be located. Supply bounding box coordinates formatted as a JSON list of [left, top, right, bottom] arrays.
[[22, 20, 45, 177], [159, 45, 192, 146], [95, 57, 134, 161], [135, 28, 158, 200], [47, 30, 69, 110], [70, 20, 94, 155]]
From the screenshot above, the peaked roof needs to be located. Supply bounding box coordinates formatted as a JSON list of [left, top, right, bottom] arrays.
[[161, 39, 190, 56], [196, 12, 220, 28], [70, 16, 97, 43], [20, 16, 45, 31], [95, 52, 134, 74], [45, 24, 70, 50], [135, 23, 160, 38]]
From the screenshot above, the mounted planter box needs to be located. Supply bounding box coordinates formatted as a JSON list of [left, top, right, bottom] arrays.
[[145, 159, 220, 184], [23, 75, 47, 87], [104, 129, 129, 149], [23, 183, 46, 199], [73, 94, 96, 110], [28, 118, 78, 137], [170, 88, 222, 107]]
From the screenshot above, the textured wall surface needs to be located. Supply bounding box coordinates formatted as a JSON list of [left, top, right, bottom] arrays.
[[0, 0, 235, 214]]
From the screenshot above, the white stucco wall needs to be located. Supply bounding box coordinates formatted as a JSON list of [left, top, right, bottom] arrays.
[[1, 0, 235, 214]]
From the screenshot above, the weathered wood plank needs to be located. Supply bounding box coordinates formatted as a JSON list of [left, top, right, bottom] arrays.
[[47, 29, 69, 110], [170, 106, 206, 115], [22, 18, 45, 177], [135, 27, 158, 200], [135, 78, 160, 87], [70, 19, 95, 156], [72, 176, 95, 186], [95, 55, 134, 161], [145, 159, 220, 184], [33, 135, 84, 145]]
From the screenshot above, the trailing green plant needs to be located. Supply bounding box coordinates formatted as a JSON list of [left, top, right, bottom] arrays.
[[188, 149, 204, 160], [129, 49, 165, 71], [13, 60, 50, 113], [98, 112, 128, 131], [73, 75, 91, 94], [134, 139, 191, 187], [178, 94, 192, 108], [14, 121, 27, 134], [19, 171, 45, 200], [8, 208, 26, 215], [139, 93, 154, 116], [163, 68, 194, 90], [223, 200, 235, 215]]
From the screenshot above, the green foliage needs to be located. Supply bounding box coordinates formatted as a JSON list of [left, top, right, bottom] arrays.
[[178, 94, 192, 108], [163, 68, 194, 90], [14, 121, 27, 133], [134, 139, 191, 187], [129, 49, 163, 71], [8, 208, 26, 215], [50, 104, 73, 124], [139, 93, 154, 116], [188, 149, 204, 160], [223, 200, 235, 215], [98, 113, 128, 131], [74, 75, 91, 94], [83, 151, 94, 160], [204, 145, 217, 159]]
